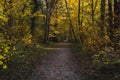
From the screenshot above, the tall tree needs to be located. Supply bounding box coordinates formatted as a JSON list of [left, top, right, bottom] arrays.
[[114, 0, 120, 28], [43, 0, 58, 43], [113, 0, 120, 50], [7, 0, 13, 27], [31, 0, 39, 35], [91, 0, 94, 27], [108, 0, 114, 44], [64, 0, 77, 42], [81, 1, 84, 28], [91, 0, 98, 27], [100, 0, 105, 37], [78, 0, 81, 30]]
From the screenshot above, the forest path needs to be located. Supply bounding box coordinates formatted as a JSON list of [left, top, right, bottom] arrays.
[[27, 43, 82, 80]]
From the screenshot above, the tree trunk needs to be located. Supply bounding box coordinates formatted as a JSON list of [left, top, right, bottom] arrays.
[[108, 0, 114, 44], [78, 0, 81, 30], [8, 0, 13, 27], [31, 0, 39, 35], [114, 0, 119, 29], [43, 0, 58, 43], [81, 2, 84, 27], [113, 0, 120, 50], [100, 0, 105, 37], [91, 0, 94, 27], [64, 0, 77, 43]]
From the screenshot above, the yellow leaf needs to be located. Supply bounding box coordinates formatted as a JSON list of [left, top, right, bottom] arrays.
[[4, 48, 8, 53], [0, 61, 3, 65], [0, 55, 4, 59], [13, 46, 16, 50], [3, 65, 7, 69]]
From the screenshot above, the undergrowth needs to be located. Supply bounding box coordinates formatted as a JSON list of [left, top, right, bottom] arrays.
[[73, 45, 120, 80], [0, 41, 47, 80]]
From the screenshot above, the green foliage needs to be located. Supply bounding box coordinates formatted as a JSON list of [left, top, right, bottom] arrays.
[[8, 25, 30, 40], [0, 13, 8, 26], [0, 1, 46, 79], [0, 0, 119, 79], [0, 41, 46, 80], [32, 28, 44, 43], [0, 40, 15, 69], [0, 16, 8, 25], [92, 49, 120, 68]]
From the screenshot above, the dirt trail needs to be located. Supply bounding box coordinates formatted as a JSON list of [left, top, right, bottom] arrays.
[[27, 43, 82, 80]]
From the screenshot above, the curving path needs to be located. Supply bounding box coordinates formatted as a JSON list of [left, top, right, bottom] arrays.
[[27, 43, 82, 80]]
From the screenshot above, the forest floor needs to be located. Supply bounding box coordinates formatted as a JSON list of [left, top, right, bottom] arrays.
[[27, 43, 83, 80], [26, 43, 118, 80]]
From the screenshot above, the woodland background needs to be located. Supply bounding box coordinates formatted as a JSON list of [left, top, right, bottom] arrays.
[[0, 0, 120, 80]]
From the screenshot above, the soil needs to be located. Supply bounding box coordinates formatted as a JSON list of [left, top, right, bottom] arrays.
[[27, 43, 83, 80]]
